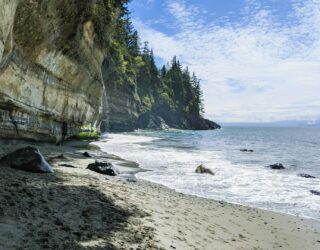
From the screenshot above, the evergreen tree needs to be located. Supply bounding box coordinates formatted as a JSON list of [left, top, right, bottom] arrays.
[[102, 0, 206, 121]]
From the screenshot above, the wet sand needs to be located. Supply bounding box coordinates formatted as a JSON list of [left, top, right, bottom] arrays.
[[0, 140, 319, 250]]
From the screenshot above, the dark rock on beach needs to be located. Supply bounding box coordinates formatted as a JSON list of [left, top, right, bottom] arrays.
[[267, 163, 285, 170], [310, 190, 320, 196], [87, 161, 119, 176], [298, 174, 316, 179], [0, 146, 54, 173], [195, 165, 215, 175]]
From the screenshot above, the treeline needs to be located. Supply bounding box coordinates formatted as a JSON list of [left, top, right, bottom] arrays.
[[103, 0, 205, 118]]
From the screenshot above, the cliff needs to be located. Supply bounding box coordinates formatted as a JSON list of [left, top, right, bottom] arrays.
[[137, 111, 221, 131], [101, 42, 220, 132], [101, 59, 139, 132], [0, 0, 113, 142], [0, 0, 219, 141]]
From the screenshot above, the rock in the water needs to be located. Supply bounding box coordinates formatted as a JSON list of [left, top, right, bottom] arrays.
[[0, 146, 53, 173], [298, 174, 316, 179], [240, 149, 254, 153], [87, 161, 119, 176], [83, 152, 92, 158], [267, 163, 285, 170], [195, 165, 214, 175], [310, 190, 320, 196]]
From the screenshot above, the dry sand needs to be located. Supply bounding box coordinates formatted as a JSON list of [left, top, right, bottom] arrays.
[[0, 139, 319, 250]]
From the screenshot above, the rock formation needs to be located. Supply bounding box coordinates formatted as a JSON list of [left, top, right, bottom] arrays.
[[0, 0, 106, 142], [101, 80, 139, 132], [0, 0, 220, 141]]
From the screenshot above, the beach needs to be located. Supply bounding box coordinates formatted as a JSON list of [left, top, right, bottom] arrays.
[[0, 140, 319, 250]]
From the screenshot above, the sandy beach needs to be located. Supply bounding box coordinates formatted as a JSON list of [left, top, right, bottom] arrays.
[[0, 140, 319, 250]]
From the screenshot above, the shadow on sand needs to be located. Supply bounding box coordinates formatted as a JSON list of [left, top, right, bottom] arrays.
[[0, 166, 156, 250]]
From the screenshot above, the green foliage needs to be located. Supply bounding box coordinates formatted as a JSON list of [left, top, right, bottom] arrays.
[[102, 0, 205, 119], [139, 96, 153, 113], [134, 56, 145, 67], [74, 131, 101, 140], [155, 57, 204, 116], [158, 91, 175, 110], [92, 0, 130, 47]]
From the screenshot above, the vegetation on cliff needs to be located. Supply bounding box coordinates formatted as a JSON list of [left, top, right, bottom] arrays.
[[0, 0, 219, 143], [0, 0, 124, 142], [101, 1, 219, 131]]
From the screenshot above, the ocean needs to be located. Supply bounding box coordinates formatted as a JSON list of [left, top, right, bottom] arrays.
[[95, 127, 320, 220]]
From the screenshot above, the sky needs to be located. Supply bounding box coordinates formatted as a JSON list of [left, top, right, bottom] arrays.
[[128, 0, 320, 123]]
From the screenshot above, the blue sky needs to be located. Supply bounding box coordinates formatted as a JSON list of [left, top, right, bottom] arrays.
[[129, 0, 320, 123]]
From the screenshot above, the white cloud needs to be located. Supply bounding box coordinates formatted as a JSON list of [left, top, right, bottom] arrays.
[[133, 0, 320, 122]]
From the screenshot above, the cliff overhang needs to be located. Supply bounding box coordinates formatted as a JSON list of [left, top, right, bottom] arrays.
[[0, 0, 106, 142]]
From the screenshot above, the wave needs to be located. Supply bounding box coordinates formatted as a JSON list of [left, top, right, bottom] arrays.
[[95, 130, 320, 220]]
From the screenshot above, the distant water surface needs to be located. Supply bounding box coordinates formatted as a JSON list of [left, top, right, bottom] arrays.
[[95, 127, 320, 220]]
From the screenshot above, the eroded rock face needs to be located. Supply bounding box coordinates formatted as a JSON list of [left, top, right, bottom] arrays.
[[0, 0, 106, 142], [101, 83, 139, 132], [0, 0, 18, 62], [137, 112, 169, 130]]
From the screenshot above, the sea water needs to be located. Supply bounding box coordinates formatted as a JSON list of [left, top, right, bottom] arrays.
[[95, 127, 320, 220]]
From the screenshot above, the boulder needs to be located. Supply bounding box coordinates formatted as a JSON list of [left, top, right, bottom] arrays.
[[87, 161, 119, 176], [267, 163, 285, 170], [298, 174, 316, 179], [195, 165, 214, 175], [0, 146, 53, 173], [310, 190, 320, 196]]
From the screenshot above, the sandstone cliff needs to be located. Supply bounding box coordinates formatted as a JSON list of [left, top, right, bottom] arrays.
[[0, 0, 220, 141], [0, 0, 107, 142], [101, 59, 139, 132]]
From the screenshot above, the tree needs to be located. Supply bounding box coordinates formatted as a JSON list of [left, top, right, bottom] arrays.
[[102, 0, 206, 122], [191, 73, 204, 115]]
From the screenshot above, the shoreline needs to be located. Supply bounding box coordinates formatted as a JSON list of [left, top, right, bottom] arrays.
[[136, 177, 320, 223], [95, 130, 320, 222], [0, 139, 320, 249]]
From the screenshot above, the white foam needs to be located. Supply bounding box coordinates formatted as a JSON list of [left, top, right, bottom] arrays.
[[94, 133, 320, 220]]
